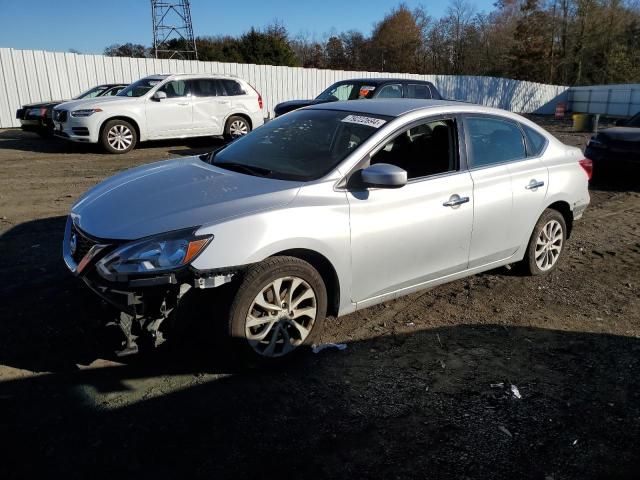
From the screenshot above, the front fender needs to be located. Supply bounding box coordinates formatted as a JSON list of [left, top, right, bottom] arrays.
[[191, 183, 354, 314]]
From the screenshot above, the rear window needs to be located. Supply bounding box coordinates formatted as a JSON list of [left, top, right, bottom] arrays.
[[220, 80, 246, 96], [406, 84, 432, 99], [521, 124, 547, 156]]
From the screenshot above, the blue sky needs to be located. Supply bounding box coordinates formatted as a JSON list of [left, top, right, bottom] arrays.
[[0, 0, 496, 54]]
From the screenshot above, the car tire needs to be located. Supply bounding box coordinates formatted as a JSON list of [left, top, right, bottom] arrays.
[[224, 115, 251, 141], [522, 208, 567, 276], [227, 256, 327, 360], [100, 119, 137, 154]]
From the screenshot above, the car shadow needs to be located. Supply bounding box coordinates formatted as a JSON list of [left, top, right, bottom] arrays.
[[1, 216, 640, 479], [0, 129, 227, 156], [0, 324, 639, 479]]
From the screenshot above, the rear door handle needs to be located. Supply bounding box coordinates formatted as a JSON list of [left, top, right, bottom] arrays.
[[525, 179, 545, 190], [443, 194, 470, 207], [215, 100, 230, 105], [178, 102, 190, 106]]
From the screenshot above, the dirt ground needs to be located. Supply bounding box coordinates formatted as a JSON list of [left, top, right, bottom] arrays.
[[0, 117, 639, 479]]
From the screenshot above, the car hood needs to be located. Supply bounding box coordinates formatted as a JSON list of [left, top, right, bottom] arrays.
[[23, 101, 63, 109], [56, 96, 138, 111], [72, 156, 302, 240], [598, 127, 640, 142]]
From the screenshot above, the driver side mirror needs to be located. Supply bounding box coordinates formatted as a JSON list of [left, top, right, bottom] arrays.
[[614, 118, 627, 126], [360, 163, 407, 189], [152, 91, 167, 101]]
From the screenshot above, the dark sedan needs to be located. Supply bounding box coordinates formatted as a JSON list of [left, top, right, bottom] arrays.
[[16, 83, 127, 136], [585, 112, 640, 181], [274, 78, 442, 117]]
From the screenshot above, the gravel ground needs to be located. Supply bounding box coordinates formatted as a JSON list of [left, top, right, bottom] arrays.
[[0, 117, 639, 479]]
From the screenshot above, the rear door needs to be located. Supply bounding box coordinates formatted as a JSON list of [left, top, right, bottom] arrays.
[[506, 124, 549, 248], [145, 79, 193, 138], [464, 115, 524, 268], [190, 78, 228, 135]]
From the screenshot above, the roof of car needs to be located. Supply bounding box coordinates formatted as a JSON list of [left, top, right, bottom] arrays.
[[333, 78, 435, 85], [306, 99, 466, 117]]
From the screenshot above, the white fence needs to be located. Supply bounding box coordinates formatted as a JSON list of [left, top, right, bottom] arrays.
[[0, 47, 570, 129], [568, 84, 640, 117]]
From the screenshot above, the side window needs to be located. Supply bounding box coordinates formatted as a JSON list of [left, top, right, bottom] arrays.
[[158, 80, 188, 98], [370, 119, 458, 180], [219, 79, 246, 96], [406, 84, 432, 99], [465, 116, 526, 168], [102, 87, 120, 97], [376, 84, 402, 99], [330, 84, 354, 101], [521, 124, 547, 157], [191, 79, 218, 97]]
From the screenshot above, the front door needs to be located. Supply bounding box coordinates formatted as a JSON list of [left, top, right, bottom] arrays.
[[145, 79, 193, 138], [347, 117, 474, 304]]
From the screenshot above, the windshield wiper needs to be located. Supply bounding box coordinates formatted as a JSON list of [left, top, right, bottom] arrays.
[[213, 162, 273, 177]]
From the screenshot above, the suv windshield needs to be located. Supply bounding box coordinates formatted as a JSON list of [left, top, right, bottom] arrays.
[[117, 78, 165, 97], [316, 82, 378, 101], [207, 109, 391, 181]]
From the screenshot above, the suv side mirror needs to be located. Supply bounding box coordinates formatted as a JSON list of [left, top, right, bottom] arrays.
[[360, 163, 407, 189], [614, 118, 627, 126], [152, 91, 167, 101]]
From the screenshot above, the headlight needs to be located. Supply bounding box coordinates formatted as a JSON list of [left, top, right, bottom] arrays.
[[70, 108, 103, 117], [96, 229, 212, 279]]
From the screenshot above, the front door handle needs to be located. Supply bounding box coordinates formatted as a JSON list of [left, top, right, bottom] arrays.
[[525, 179, 545, 190], [177, 102, 190, 106], [443, 194, 470, 207]]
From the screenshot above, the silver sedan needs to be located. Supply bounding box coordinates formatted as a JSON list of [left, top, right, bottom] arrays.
[[63, 99, 591, 359]]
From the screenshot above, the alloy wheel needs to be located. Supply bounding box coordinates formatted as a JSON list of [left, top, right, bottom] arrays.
[[229, 119, 248, 138], [535, 219, 563, 271], [245, 276, 317, 357], [107, 124, 133, 151]]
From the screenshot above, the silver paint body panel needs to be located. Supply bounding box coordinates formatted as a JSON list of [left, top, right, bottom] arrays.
[[69, 100, 590, 317]]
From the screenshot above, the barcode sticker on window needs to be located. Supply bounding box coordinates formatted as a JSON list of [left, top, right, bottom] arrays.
[[341, 115, 387, 128]]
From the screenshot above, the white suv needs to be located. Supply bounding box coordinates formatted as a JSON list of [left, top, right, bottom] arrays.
[[53, 74, 264, 154]]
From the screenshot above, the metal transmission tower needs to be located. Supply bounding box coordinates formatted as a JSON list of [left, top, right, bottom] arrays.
[[151, 0, 198, 60]]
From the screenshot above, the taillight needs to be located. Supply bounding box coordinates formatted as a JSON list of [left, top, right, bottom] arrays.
[[579, 158, 593, 180], [249, 84, 263, 110]]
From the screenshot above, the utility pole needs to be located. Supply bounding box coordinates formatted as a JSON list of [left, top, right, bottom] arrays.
[[151, 0, 198, 60]]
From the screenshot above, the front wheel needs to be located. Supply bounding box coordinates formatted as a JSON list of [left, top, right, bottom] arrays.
[[227, 256, 327, 360], [224, 115, 251, 141], [100, 119, 137, 154], [522, 208, 567, 275]]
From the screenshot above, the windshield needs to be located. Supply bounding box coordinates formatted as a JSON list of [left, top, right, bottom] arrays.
[[75, 85, 110, 99], [117, 78, 165, 97], [206, 109, 391, 181], [628, 112, 640, 127], [316, 82, 378, 101]]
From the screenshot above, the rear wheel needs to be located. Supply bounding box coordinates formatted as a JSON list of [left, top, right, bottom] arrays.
[[224, 115, 251, 141], [522, 208, 567, 275], [227, 256, 327, 360], [101, 119, 137, 154]]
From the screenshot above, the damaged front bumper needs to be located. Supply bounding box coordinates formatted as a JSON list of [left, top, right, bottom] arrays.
[[62, 217, 237, 354]]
